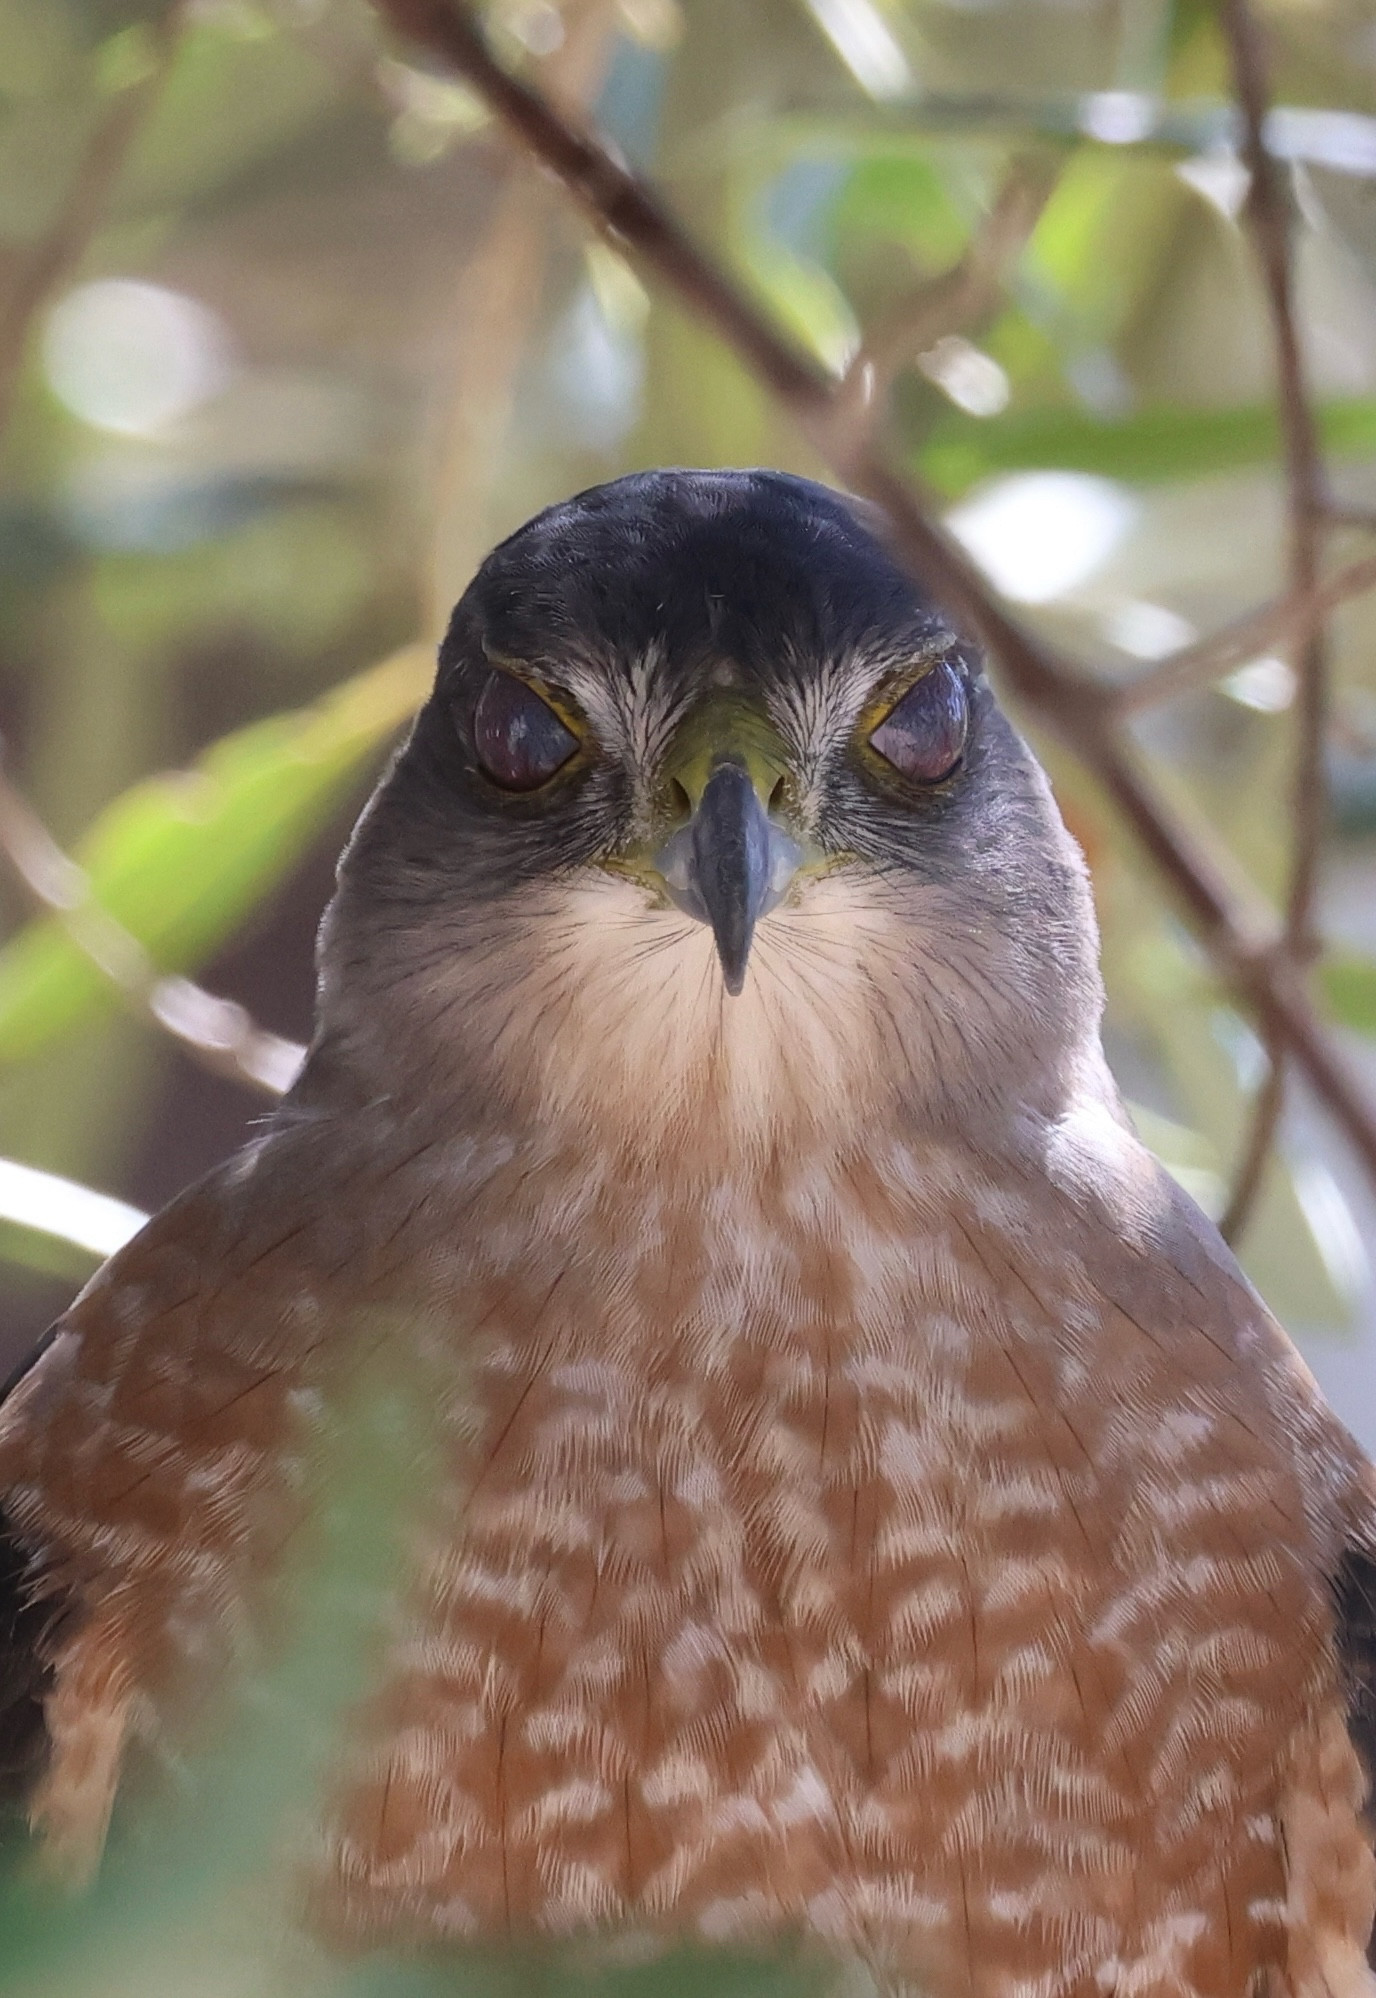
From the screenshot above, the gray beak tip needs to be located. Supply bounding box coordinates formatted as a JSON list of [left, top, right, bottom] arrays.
[[653, 760, 803, 996], [720, 955, 749, 999]]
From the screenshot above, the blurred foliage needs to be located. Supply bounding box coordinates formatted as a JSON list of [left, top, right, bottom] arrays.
[[0, 641, 427, 1056]]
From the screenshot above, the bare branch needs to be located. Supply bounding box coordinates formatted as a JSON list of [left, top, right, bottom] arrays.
[[1227, 0, 1328, 945], [1219, 1058, 1284, 1244], [1324, 500, 1376, 534], [1114, 550, 1376, 714], [0, 764, 303, 1099], [1230, 3, 1326, 947], [835, 155, 1054, 438], [1213, 0, 1329, 1238], [0, 5, 184, 440]]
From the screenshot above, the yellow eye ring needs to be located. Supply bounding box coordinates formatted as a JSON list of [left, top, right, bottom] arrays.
[[472, 669, 581, 791], [861, 658, 969, 784]]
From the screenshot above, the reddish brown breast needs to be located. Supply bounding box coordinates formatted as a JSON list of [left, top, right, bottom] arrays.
[[302, 1137, 1364, 1998]]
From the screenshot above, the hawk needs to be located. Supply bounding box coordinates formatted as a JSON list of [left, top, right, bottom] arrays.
[[0, 468, 1374, 1998]]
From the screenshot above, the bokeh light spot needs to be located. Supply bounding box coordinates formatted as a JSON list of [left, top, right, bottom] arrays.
[[43, 279, 235, 438], [948, 472, 1139, 605]]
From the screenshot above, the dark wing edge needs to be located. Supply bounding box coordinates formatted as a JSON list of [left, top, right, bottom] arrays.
[[0, 1326, 66, 1838], [1333, 1544, 1376, 1967], [0, 1503, 55, 1831]]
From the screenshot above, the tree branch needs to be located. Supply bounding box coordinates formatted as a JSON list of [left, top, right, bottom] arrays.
[[1215, 0, 1329, 1240], [0, 762, 303, 1098], [835, 154, 1054, 438], [1113, 549, 1376, 715]]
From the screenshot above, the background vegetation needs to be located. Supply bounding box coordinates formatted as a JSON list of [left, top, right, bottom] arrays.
[[1, 0, 1376, 1440]]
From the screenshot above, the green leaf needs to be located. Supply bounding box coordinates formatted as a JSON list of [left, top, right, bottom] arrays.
[[830, 152, 969, 268], [742, 237, 859, 371], [0, 1217, 96, 1283], [1026, 152, 1187, 346], [1322, 952, 1376, 1036], [916, 395, 1376, 496], [0, 645, 431, 1062]]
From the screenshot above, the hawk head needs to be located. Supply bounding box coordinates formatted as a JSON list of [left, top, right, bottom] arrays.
[[315, 469, 1105, 1154]]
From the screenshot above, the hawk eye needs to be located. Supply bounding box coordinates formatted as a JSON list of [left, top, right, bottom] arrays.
[[472, 670, 578, 791], [868, 660, 968, 783]]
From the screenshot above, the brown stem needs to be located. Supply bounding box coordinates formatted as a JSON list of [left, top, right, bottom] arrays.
[[1324, 501, 1376, 534], [1114, 551, 1376, 715], [0, 761, 302, 1099], [836, 155, 1055, 433], [1217, 0, 1328, 1238], [1219, 1060, 1284, 1243]]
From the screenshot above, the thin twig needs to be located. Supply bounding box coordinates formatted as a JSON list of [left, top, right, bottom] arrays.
[[1230, 0, 1329, 931], [1219, 1069, 1284, 1246], [0, 4, 184, 439], [0, 764, 303, 1098], [1114, 549, 1376, 715], [835, 155, 1054, 438], [1215, 0, 1328, 1242], [1218, 1057, 1284, 1242], [1324, 500, 1376, 534], [367, 0, 1376, 1197]]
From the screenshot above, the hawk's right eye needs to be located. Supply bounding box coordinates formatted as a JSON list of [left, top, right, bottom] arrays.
[[472, 671, 578, 791]]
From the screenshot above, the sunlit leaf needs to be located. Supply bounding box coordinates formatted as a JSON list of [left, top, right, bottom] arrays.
[[829, 152, 968, 268], [0, 1153, 144, 1284], [1026, 151, 1186, 346], [0, 1154, 143, 1256], [917, 395, 1376, 496], [1322, 952, 1376, 1036], [0, 646, 431, 1062], [742, 237, 859, 371]]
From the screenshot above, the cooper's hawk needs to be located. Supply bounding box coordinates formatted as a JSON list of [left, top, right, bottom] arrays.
[[0, 468, 1373, 1998]]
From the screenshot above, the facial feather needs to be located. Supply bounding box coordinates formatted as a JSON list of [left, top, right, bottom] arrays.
[[339, 852, 1097, 1164]]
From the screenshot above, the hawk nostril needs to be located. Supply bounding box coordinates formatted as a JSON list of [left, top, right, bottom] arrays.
[[768, 775, 788, 813], [669, 778, 692, 819]]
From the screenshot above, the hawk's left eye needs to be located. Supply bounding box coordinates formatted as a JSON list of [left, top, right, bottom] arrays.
[[868, 660, 968, 782], [473, 671, 578, 791]]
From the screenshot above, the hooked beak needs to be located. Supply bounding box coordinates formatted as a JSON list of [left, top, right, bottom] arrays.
[[653, 753, 804, 996]]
